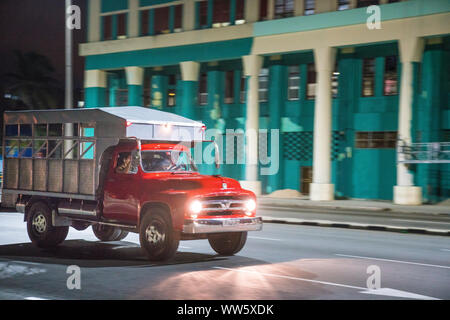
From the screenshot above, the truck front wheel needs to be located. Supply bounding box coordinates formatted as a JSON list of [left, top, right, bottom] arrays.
[[26, 202, 69, 248], [139, 210, 179, 261], [208, 232, 247, 256]]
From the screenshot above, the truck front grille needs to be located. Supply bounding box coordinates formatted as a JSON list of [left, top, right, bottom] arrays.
[[200, 198, 248, 216]]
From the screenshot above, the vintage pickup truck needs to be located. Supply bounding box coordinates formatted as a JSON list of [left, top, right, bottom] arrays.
[[1, 107, 262, 261]]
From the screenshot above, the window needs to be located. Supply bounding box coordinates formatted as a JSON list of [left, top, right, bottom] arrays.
[[174, 4, 183, 32], [332, 63, 339, 99], [287, 66, 300, 100], [213, 0, 231, 27], [384, 56, 398, 96], [274, 0, 294, 19], [225, 71, 235, 104], [259, 68, 269, 102], [304, 0, 315, 15], [355, 131, 397, 149], [337, 0, 350, 10], [240, 74, 246, 103], [199, 73, 208, 105], [115, 152, 138, 174], [199, 0, 209, 28], [117, 13, 127, 39], [307, 63, 316, 100], [362, 58, 375, 97], [235, 0, 245, 24], [357, 0, 379, 8], [154, 6, 170, 34], [103, 15, 112, 40], [144, 76, 152, 107], [259, 0, 268, 21], [141, 10, 150, 36], [167, 74, 177, 107]]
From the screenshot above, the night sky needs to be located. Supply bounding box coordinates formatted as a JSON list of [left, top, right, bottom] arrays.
[[0, 0, 87, 94]]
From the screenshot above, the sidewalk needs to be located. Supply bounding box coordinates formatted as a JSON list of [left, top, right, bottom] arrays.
[[257, 195, 450, 236]]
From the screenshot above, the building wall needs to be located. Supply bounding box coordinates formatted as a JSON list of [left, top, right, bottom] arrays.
[[80, 0, 450, 201]]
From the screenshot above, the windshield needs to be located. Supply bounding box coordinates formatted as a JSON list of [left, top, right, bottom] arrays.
[[141, 150, 196, 172]]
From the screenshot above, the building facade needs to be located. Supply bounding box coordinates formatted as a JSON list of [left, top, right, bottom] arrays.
[[80, 0, 450, 204]]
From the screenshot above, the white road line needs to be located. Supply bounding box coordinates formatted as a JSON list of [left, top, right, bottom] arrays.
[[336, 254, 450, 269], [213, 266, 365, 290], [25, 297, 48, 300], [392, 219, 450, 225], [213, 266, 440, 300], [248, 236, 281, 241]]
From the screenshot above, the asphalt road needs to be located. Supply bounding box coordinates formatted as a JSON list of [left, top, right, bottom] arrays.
[[0, 211, 449, 300]]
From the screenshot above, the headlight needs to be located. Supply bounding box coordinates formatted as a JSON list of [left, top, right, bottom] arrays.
[[189, 200, 202, 215], [245, 199, 256, 212]]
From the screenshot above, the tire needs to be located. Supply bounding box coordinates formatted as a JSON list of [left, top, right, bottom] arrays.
[[92, 224, 122, 241], [26, 202, 69, 248], [139, 209, 179, 261], [208, 232, 247, 256], [115, 230, 129, 241]]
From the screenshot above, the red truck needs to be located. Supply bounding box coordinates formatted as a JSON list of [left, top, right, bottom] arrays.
[[1, 107, 262, 261]]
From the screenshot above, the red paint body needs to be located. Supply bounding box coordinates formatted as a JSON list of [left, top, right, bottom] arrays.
[[102, 142, 256, 231]]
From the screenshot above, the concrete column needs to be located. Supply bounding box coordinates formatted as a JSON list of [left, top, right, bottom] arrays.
[[180, 61, 200, 119], [84, 69, 106, 107], [128, 0, 139, 38], [125, 66, 144, 106], [394, 37, 424, 205], [88, 0, 101, 42], [316, 0, 337, 13], [349, 0, 357, 9], [294, 0, 304, 16], [310, 47, 336, 201], [267, 0, 274, 20], [183, 0, 196, 31], [245, 0, 260, 23], [240, 55, 263, 195]]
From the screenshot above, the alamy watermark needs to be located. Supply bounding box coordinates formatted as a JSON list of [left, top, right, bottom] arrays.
[[66, 5, 81, 30], [366, 5, 381, 30], [366, 265, 381, 290], [66, 265, 81, 290]]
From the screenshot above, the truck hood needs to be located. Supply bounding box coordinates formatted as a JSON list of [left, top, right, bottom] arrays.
[[142, 172, 244, 193]]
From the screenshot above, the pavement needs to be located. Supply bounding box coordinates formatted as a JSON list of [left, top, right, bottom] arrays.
[[0, 211, 449, 300], [257, 196, 450, 236]]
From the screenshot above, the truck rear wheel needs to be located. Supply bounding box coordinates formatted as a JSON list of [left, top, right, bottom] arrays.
[[208, 232, 247, 256], [26, 202, 69, 248], [92, 224, 123, 241], [139, 209, 179, 261]]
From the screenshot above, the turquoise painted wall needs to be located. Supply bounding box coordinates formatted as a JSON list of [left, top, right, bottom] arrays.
[[88, 39, 450, 201]]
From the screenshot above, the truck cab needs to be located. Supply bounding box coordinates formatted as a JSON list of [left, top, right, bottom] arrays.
[[1, 107, 262, 261]]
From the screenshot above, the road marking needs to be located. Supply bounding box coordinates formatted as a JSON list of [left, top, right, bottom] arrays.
[[248, 236, 281, 241], [336, 254, 450, 269], [392, 219, 450, 225], [213, 266, 440, 300], [360, 288, 439, 300], [25, 297, 48, 300], [213, 266, 365, 290]]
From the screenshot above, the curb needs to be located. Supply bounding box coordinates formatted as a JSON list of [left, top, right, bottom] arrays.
[[261, 216, 450, 236], [258, 202, 450, 217]]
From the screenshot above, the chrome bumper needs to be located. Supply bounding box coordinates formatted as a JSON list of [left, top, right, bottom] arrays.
[[183, 217, 263, 234]]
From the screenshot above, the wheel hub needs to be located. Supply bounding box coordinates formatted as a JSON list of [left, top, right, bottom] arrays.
[[32, 213, 47, 233], [145, 225, 165, 244]]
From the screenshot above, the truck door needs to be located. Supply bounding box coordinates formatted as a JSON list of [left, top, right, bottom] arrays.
[[102, 150, 140, 224]]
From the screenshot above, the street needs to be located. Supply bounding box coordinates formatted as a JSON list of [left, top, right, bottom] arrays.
[[0, 211, 449, 300]]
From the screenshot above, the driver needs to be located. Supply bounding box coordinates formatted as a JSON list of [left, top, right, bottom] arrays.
[[116, 153, 132, 174]]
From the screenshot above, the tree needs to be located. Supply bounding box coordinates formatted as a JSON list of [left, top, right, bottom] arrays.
[[3, 50, 61, 110]]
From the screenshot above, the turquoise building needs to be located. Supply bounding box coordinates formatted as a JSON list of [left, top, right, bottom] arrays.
[[80, 0, 450, 204]]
